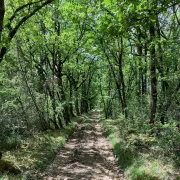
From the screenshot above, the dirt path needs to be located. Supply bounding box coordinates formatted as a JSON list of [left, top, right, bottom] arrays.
[[42, 111, 125, 180]]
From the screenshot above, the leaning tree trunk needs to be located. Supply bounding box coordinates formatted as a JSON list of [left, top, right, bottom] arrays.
[[118, 37, 128, 118]]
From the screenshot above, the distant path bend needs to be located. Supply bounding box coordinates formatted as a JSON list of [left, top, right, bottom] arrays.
[[43, 111, 125, 180]]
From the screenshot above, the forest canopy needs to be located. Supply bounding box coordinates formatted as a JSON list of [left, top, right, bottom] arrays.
[[0, 0, 179, 178]]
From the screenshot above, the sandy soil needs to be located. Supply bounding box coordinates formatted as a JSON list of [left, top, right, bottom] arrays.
[[42, 112, 125, 180]]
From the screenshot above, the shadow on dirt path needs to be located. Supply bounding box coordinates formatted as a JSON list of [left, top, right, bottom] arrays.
[[42, 110, 125, 180]]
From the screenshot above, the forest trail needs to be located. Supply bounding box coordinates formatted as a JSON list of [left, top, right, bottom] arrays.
[[42, 111, 125, 180]]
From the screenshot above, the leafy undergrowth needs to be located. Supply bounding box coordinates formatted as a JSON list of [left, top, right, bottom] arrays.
[[0, 116, 84, 180], [100, 116, 180, 180]]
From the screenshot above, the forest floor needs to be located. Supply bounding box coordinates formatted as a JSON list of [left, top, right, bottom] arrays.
[[41, 111, 125, 180], [1, 111, 179, 179]]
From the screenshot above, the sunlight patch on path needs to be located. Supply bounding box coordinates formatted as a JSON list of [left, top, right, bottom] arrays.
[[42, 111, 125, 180]]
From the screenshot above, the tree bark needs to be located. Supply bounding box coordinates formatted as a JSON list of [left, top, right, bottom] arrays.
[[149, 22, 157, 124], [156, 19, 169, 124], [143, 43, 147, 94], [99, 75, 108, 118], [74, 88, 80, 115], [0, 0, 5, 40], [118, 37, 128, 118], [69, 82, 75, 117], [57, 59, 70, 125]]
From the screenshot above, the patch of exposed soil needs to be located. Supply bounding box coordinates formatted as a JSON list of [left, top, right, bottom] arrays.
[[42, 111, 125, 180]]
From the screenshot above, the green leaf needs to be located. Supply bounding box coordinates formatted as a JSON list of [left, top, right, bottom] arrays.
[[104, 0, 111, 5]]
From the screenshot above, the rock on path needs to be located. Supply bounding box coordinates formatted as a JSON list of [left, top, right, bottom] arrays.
[[42, 111, 125, 180]]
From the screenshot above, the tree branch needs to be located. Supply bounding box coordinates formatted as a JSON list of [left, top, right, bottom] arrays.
[[9, 0, 55, 40], [9, 0, 42, 22], [0, 0, 55, 63]]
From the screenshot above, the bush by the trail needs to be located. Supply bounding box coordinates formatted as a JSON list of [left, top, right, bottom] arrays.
[[0, 152, 21, 175], [100, 115, 180, 180], [0, 116, 83, 180]]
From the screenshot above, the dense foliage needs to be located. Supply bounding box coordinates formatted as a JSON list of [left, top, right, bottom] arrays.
[[0, 0, 179, 178]]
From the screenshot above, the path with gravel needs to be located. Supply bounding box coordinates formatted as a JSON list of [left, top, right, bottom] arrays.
[[42, 111, 125, 180]]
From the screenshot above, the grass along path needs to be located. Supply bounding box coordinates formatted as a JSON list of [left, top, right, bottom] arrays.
[[0, 116, 83, 180], [42, 111, 125, 180], [100, 114, 180, 180]]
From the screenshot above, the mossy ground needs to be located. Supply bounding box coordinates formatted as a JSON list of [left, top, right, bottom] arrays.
[[100, 116, 180, 180], [0, 116, 84, 180]]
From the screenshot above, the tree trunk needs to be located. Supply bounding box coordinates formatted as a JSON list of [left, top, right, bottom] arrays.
[[156, 18, 170, 124], [107, 78, 113, 117], [103, 47, 124, 115], [57, 60, 70, 125], [69, 82, 75, 117], [80, 76, 88, 113], [50, 52, 60, 129], [143, 43, 148, 94], [149, 22, 157, 124], [74, 88, 80, 115], [137, 45, 143, 96], [17, 42, 49, 130], [0, 0, 5, 40], [118, 37, 128, 118]]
